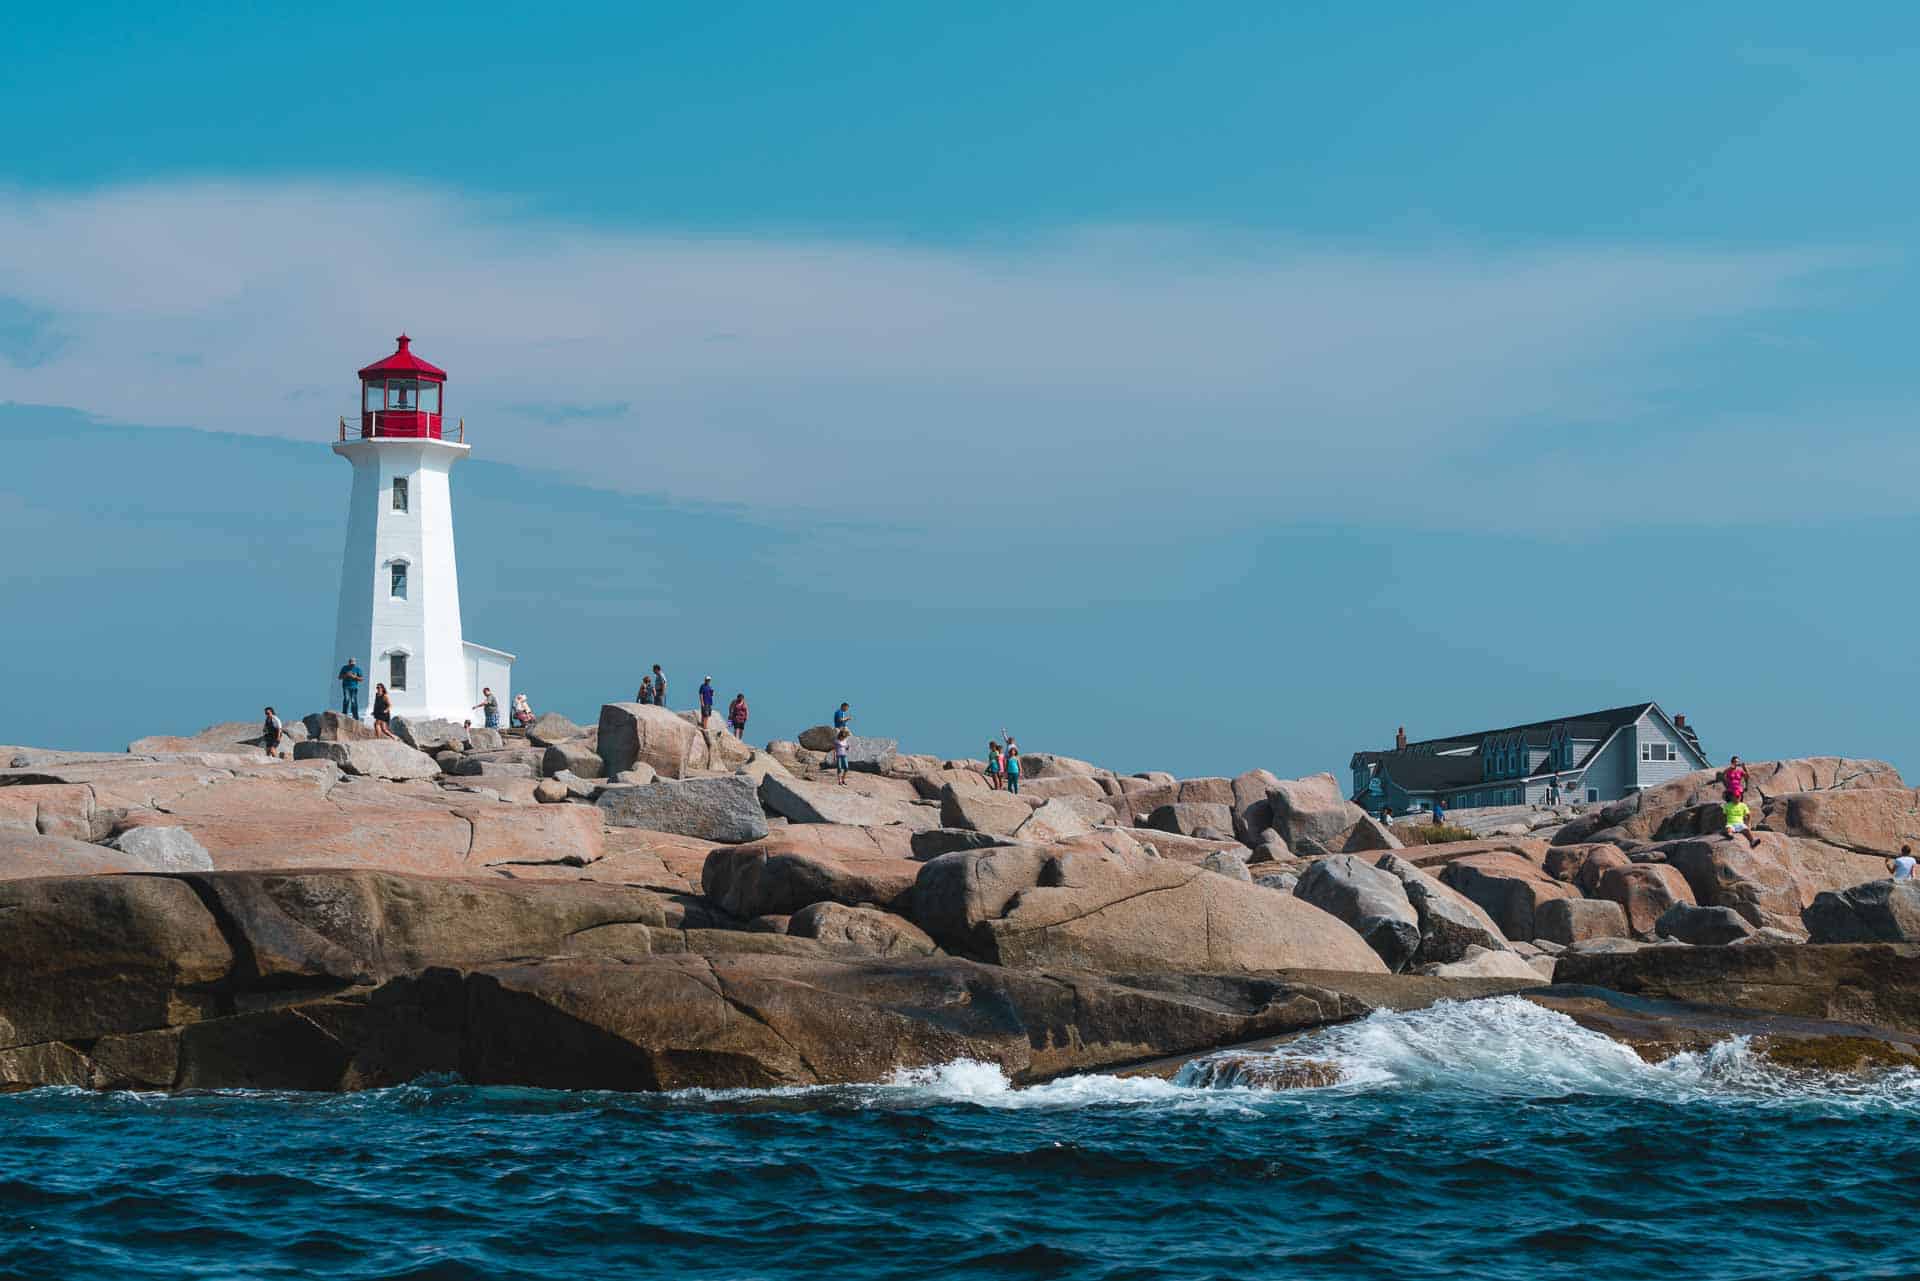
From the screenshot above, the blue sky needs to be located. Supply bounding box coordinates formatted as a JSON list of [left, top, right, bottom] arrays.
[[1, 3, 1914, 775]]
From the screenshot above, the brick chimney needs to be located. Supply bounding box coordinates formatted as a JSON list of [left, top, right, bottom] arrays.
[[1674, 714, 1687, 728], [1395, 725, 1407, 750]]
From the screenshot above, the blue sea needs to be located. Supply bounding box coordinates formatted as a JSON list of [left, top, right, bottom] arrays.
[[3, 998, 1916, 1281]]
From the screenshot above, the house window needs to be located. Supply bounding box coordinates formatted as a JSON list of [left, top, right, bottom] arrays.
[[391, 562, 408, 599], [389, 653, 407, 691], [392, 478, 408, 512], [1642, 742, 1673, 763], [1587, 787, 1599, 803]]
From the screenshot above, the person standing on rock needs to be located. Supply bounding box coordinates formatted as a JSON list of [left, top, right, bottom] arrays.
[[986, 740, 1004, 790], [1004, 742, 1021, 795], [338, 657, 363, 718], [652, 665, 667, 707], [834, 726, 852, 785], [372, 683, 395, 737], [1719, 756, 1748, 802], [262, 707, 283, 759], [638, 676, 654, 705], [834, 702, 853, 732], [474, 687, 500, 730], [699, 676, 716, 726], [1891, 845, 1917, 882], [728, 693, 748, 739]]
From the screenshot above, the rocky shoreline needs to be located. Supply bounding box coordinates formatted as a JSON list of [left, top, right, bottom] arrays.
[[2, 703, 1917, 1092]]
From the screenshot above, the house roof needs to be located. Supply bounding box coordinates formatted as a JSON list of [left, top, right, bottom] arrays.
[[1352, 701, 1707, 801]]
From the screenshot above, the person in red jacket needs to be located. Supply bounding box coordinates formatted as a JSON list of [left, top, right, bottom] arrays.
[[727, 693, 749, 739]]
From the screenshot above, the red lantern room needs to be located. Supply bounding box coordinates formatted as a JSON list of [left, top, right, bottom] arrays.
[[357, 334, 447, 439]]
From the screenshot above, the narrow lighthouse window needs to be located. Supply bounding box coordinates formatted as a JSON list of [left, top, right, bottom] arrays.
[[390, 653, 407, 691], [391, 562, 408, 599], [392, 477, 408, 512]]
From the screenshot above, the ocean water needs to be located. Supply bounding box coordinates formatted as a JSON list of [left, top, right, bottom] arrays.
[[4, 998, 1918, 1281]]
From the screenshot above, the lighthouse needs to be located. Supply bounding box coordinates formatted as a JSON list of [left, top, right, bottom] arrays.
[[327, 335, 513, 724]]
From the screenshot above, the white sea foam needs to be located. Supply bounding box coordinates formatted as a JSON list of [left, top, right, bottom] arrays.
[[1176, 996, 1920, 1111]]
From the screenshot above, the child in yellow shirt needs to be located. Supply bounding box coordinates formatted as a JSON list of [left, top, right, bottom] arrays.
[[1723, 798, 1758, 848]]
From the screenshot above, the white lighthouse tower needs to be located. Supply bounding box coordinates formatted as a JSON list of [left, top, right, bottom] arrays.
[[328, 334, 513, 723]]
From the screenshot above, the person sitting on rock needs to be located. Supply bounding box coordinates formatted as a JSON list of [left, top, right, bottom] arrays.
[[1890, 845, 1916, 882], [834, 727, 852, 785], [986, 740, 1004, 790], [638, 676, 653, 705], [1722, 795, 1758, 847], [511, 693, 534, 729], [372, 683, 395, 737]]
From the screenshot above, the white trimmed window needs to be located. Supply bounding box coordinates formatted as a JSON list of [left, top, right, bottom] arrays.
[[392, 477, 409, 512], [389, 652, 408, 691], [390, 561, 408, 599], [1642, 742, 1674, 762]]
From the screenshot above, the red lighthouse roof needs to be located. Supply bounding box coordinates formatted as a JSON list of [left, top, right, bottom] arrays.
[[357, 334, 446, 382]]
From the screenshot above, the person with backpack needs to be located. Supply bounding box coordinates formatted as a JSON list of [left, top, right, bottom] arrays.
[[637, 676, 654, 705], [261, 707, 283, 759], [834, 727, 852, 785], [1004, 742, 1021, 795], [985, 740, 1004, 790], [699, 676, 716, 726], [372, 682, 395, 737], [728, 693, 749, 739]]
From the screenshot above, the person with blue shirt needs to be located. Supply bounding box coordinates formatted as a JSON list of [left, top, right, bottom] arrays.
[[699, 676, 716, 726], [337, 658, 363, 718], [1431, 798, 1447, 826], [833, 702, 852, 731]]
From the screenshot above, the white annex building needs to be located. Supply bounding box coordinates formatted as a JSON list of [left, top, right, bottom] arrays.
[[328, 335, 513, 723]]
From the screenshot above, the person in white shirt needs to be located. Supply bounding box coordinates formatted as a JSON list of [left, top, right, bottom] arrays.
[[1889, 845, 1916, 882]]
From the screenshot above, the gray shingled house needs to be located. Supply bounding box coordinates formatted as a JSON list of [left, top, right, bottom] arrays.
[[1349, 702, 1710, 816]]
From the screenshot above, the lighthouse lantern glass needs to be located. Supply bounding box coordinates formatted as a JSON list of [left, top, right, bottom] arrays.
[[362, 382, 383, 413], [420, 384, 441, 413]]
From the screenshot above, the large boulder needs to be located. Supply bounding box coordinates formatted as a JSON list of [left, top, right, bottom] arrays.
[[1374, 853, 1510, 964], [1145, 802, 1235, 839], [838, 736, 898, 772], [1292, 856, 1420, 971], [759, 774, 937, 831], [108, 826, 215, 873], [1593, 863, 1696, 939], [787, 903, 940, 957], [527, 713, 585, 747], [0, 830, 158, 879], [596, 703, 711, 779], [0, 782, 105, 841], [1265, 773, 1368, 852], [1017, 753, 1103, 779], [1421, 945, 1543, 982], [939, 785, 1034, 837], [1013, 797, 1110, 843], [1534, 897, 1630, 946], [391, 716, 467, 753], [702, 828, 923, 917], [1661, 832, 1815, 935], [796, 725, 840, 752], [1230, 769, 1282, 843], [1542, 843, 1627, 892], [1804, 881, 1920, 943], [1764, 788, 1920, 857], [304, 710, 375, 743], [292, 739, 441, 781], [908, 843, 1386, 975], [541, 742, 605, 780], [1655, 903, 1758, 946], [1439, 852, 1580, 942], [596, 776, 769, 844], [1337, 814, 1403, 853], [1554, 941, 1920, 1035]]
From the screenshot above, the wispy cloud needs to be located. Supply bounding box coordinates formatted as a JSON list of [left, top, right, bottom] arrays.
[[0, 180, 1863, 528]]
